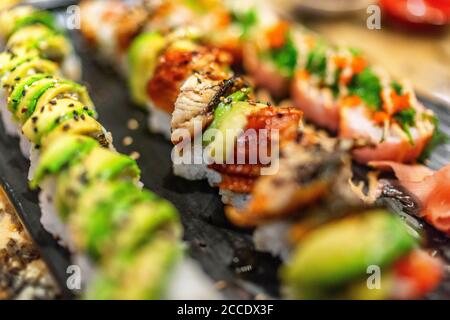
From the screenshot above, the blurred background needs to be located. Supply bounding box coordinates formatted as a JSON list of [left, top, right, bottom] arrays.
[[275, 0, 450, 106]]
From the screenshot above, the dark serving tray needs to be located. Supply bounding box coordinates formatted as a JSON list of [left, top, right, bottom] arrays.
[[1, 27, 450, 299]]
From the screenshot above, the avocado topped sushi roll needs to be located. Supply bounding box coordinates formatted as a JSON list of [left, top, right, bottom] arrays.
[[0, 3, 220, 300], [0, 5, 80, 80], [282, 210, 442, 300]]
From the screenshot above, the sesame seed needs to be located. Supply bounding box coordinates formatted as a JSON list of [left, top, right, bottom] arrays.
[[127, 118, 139, 130], [122, 136, 133, 146], [214, 281, 227, 290], [129, 151, 140, 160]]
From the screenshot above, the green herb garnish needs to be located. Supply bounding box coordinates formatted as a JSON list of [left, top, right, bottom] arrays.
[[348, 67, 382, 111], [330, 69, 341, 98], [269, 35, 298, 77], [231, 9, 258, 39], [305, 42, 327, 79], [418, 115, 449, 162], [394, 108, 416, 145], [391, 81, 403, 95]]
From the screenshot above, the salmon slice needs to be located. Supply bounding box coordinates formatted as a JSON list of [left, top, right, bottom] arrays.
[[291, 74, 339, 132], [340, 105, 434, 164]]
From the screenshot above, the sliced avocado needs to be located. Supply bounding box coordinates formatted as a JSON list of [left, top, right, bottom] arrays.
[[87, 239, 182, 300], [30, 134, 98, 188], [204, 96, 264, 163], [37, 32, 72, 62], [15, 78, 93, 124], [7, 73, 50, 114], [113, 199, 181, 255], [22, 98, 96, 145], [204, 88, 252, 135], [128, 32, 166, 106], [0, 53, 37, 80], [281, 210, 417, 299], [85, 276, 117, 300], [13, 77, 58, 124], [74, 181, 151, 222], [112, 239, 182, 300], [55, 146, 140, 218], [7, 24, 71, 62], [11, 10, 60, 35], [40, 116, 105, 148], [0, 6, 35, 39], [70, 183, 154, 260], [2, 58, 58, 93], [6, 24, 54, 49], [34, 80, 94, 113]]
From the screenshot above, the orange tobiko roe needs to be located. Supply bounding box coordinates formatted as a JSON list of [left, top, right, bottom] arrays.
[[266, 21, 290, 49]]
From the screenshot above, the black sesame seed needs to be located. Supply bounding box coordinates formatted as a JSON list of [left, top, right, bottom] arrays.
[[31, 116, 38, 123]]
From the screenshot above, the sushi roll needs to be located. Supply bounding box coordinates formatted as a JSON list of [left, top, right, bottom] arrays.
[[79, 0, 246, 72], [146, 39, 234, 139], [80, 0, 150, 74], [0, 4, 220, 300], [289, 35, 436, 164], [225, 136, 356, 227], [0, 5, 81, 80], [242, 20, 298, 98], [282, 210, 443, 300], [199, 92, 303, 205]]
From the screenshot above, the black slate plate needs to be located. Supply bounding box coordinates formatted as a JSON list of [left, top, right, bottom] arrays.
[[1, 28, 450, 299]]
